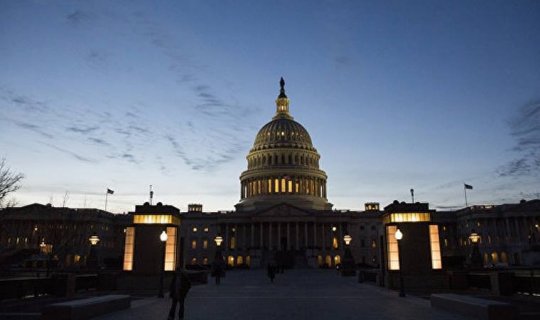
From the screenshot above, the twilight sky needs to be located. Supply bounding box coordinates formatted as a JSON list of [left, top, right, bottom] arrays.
[[1, 0, 539, 213]]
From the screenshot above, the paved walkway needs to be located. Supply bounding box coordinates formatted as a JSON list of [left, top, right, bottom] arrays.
[[96, 269, 473, 320]]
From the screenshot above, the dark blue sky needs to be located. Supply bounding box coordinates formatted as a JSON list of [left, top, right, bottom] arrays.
[[1, 0, 539, 212]]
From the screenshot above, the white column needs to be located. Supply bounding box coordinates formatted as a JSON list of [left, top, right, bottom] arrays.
[[260, 222, 264, 248], [278, 223, 281, 249], [287, 223, 290, 250], [304, 223, 308, 248], [251, 223, 255, 248], [269, 223, 273, 250], [296, 222, 300, 250]]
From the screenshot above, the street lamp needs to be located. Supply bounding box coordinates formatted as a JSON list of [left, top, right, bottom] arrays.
[[158, 230, 168, 298], [469, 230, 482, 268], [214, 235, 223, 247], [88, 233, 100, 272], [341, 234, 355, 276], [213, 235, 225, 285], [394, 228, 405, 297], [89, 233, 100, 246]]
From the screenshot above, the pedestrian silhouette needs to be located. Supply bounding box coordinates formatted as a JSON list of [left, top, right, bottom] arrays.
[[168, 268, 191, 320], [267, 263, 276, 283], [211, 259, 225, 285]]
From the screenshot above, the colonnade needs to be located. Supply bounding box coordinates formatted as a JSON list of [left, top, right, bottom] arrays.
[[219, 221, 345, 253], [240, 176, 327, 199]]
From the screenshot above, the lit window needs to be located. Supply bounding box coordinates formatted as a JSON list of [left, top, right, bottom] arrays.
[[274, 179, 279, 193], [371, 240, 377, 248], [164, 227, 177, 271], [204, 227, 209, 232], [288, 180, 292, 193], [191, 240, 197, 249], [191, 257, 197, 265], [386, 226, 400, 270], [203, 257, 208, 265], [332, 237, 339, 249], [281, 179, 286, 192], [192, 227, 198, 233], [429, 225, 442, 269], [203, 240, 208, 249], [230, 237, 236, 249], [123, 227, 135, 271]]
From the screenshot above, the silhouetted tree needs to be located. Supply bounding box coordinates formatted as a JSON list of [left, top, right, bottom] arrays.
[[0, 158, 24, 208]]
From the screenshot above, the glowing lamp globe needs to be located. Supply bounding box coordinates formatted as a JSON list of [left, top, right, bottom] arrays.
[[395, 229, 403, 241], [343, 234, 352, 246], [214, 236, 223, 247], [89, 233, 100, 246], [160, 230, 168, 242]]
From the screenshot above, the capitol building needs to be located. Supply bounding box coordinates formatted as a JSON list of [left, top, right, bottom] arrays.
[[1, 79, 539, 281]]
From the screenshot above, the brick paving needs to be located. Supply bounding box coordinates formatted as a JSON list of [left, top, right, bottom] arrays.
[[95, 269, 473, 320]]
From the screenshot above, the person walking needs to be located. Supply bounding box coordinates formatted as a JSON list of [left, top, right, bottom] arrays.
[[211, 260, 225, 285], [267, 262, 276, 283], [168, 268, 191, 320]]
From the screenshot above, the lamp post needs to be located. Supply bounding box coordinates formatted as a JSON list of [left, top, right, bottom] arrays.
[[158, 230, 168, 298], [341, 234, 355, 276], [469, 230, 482, 268], [88, 233, 100, 272], [395, 228, 405, 297], [213, 235, 224, 285]]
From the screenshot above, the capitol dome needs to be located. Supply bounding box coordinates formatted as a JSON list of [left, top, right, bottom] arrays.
[[235, 78, 332, 212]]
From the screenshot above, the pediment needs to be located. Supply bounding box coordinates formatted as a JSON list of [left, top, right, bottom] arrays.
[[256, 203, 314, 218]]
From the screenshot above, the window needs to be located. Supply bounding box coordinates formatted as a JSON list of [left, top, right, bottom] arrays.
[[191, 240, 197, 249], [332, 237, 339, 249], [230, 237, 236, 249], [204, 227, 209, 233], [191, 257, 197, 265], [203, 239, 208, 249], [123, 227, 135, 271], [192, 227, 198, 233], [164, 227, 177, 271], [371, 239, 376, 248], [203, 257, 208, 265], [429, 225, 442, 269], [386, 225, 400, 270]]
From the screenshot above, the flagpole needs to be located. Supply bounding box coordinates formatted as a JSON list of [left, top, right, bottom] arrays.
[[464, 185, 468, 208], [105, 191, 109, 211]]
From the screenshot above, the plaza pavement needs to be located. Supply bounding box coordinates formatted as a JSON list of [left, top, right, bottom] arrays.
[[95, 269, 474, 320]]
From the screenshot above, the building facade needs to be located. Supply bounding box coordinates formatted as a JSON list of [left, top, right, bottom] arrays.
[[1, 79, 539, 275]]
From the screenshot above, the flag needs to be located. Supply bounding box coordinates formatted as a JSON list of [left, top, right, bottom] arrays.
[[107, 188, 114, 194], [464, 184, 473, 190]]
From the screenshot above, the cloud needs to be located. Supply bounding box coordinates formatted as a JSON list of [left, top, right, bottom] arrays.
[[66, 126, 100, 134], [66, 10, 95, 26], [41, 142, 97, 163], [498, 101, 540, 177], [14, 121, 54, 139], [88, 137, 109, 146]]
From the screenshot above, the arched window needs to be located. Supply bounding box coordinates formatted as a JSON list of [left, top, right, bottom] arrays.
[[334, 255, 341, 266], [325, 255, 332, 267]]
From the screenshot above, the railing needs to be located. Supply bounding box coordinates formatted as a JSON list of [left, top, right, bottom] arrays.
[[513, 269, 540, 296], [0, 274, 100, 301], [358, 269, 378, 283], [467, 272, 491, 290]]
